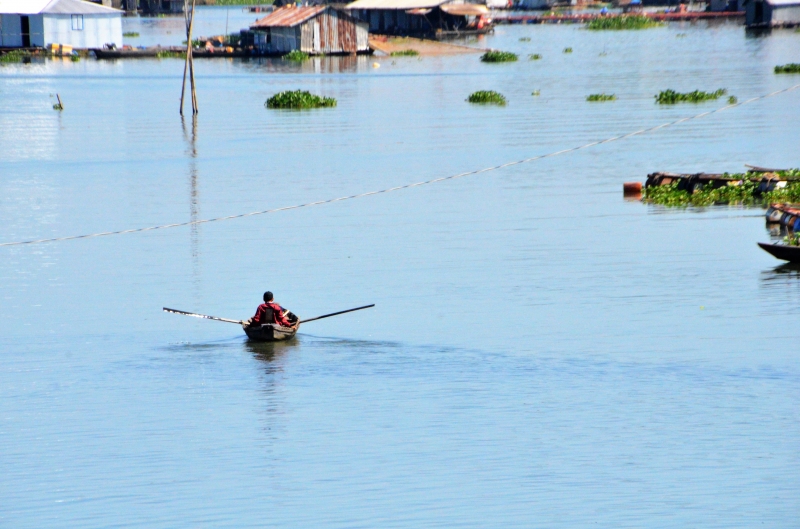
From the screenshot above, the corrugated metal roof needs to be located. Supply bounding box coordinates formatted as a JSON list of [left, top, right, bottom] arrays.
[[43, 0, 122, 14], [346, 0, 452, 10], [0, 0, 121, 15], [251, 5, 327, 28], [440, 3, 488, 15], [767, 0, 800, 5]]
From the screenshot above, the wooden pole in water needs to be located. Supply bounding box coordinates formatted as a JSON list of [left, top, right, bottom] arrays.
[[180, 0, 198, 115]]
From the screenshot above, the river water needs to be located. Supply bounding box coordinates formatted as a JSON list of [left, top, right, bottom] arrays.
[[1, 12, 799, 527]]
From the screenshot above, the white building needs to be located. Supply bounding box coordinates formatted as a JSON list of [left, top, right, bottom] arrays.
[[0, 0, 122, 49]]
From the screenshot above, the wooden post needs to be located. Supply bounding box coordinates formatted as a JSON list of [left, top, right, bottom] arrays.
[[180, 0, 198, 115]]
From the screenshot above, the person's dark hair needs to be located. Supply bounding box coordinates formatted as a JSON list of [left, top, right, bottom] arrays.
[[263, 291, 273, 302]]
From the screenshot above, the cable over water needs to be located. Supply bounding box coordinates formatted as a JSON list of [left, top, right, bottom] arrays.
[[2, 83, 798, 248]]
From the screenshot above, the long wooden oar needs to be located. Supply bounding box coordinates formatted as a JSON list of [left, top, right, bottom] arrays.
[[299, 304, 375, 323], [163, 307, 243, 324], [162, 304, 375, 325]]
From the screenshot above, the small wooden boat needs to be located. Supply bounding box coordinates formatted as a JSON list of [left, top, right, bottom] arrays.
[[758, 242, 800, 263], [163, 304, 374, 343], [242, 322, 299, 342]]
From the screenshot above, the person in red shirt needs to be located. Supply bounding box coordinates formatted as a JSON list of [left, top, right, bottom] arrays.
[[246, 291, 296, 328]]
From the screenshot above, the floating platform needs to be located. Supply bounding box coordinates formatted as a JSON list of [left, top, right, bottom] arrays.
[[645, 170, 796, 195], [766, 203, 800, 230], [494, 11, 745, 24]]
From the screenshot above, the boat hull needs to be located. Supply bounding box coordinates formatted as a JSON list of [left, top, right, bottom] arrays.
[[243, 323, 298, 342], [758, 242, 800, 263]]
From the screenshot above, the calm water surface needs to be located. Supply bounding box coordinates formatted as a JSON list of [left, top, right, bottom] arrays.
[[1, 14, 799, 527]]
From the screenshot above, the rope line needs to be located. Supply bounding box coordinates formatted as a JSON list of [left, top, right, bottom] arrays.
[[2, 83, 798, 248]]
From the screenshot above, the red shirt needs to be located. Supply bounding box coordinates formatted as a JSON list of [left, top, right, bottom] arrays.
[[252, 302, 292, 327]]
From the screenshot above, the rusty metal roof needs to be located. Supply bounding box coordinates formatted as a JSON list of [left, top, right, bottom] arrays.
[[251, 5, 327, 28], [346, 0, 451, 9]]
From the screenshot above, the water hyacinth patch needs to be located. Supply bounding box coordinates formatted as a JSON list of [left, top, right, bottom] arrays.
[[529, 53, 542, 60], [123, 31, 140, 37], [642, 171, 800, 207], [563, 47, 573, 53], [655, 88, 726, 104], [727, 96, 738, 104], [783, 233, 800, 246], [532, 90, 541, 96], [480, 51, 518, 63], [155, 50, 185, 59], [283, 50, 309, 61], [587, 93, 616, 102], [467, 90, 507, 105], [265, 90, 337, 110], [0, 50, 30, 63], [586, 15, 663, 30], [774, 63, 800, 74], [519, 37, 531, 42], [390, 49, 419, 56]]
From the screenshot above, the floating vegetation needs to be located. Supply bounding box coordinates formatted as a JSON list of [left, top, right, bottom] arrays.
[[783, 233, 800, 246], [655, 88, 726, 104], [676, 32, 687, 37], [587, 15, 663, 30], [283, 50, 309, 61], [519, 37, 531, 42], [0, 50, 29, 63], [532, 90, 541, 96], [727, 95, 737, 104], [265, 90, 337, 110], [643, 171, 800, 207], [70, 54, 80, 62], [774, 63, 800, 74], [123, 31, 140, 37], [480, 50, 518, 63], [528, 53, 542, 60], [155, 50, 185, 59], [563, 47, 573, 53], [467, 90, 507, 105], [586, 93, 616, 102], [390, 49, 419, 56]]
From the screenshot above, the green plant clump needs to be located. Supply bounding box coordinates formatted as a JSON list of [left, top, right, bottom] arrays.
[[480, 50, 518, 63], [265, 90, 337, 109], [155, 50, 186, 59], [283, 50, 309, 61], [643, 172, 800, 207], [531, 90, 541, 96], [655, 88, 726, 104], [123, 31, 140, 37], [70, 54, 80, 62], [467, 90, 507, 105], [783, 233, 800, 246], [774, 63, 800, 74], [727, 95, 737, 104], [563, 47, 573, 53], [528, 53, 542, 60], [587, 93, 616, 102], [519, 37, 531, 42], [587, 15, 663, 30], [0, 50, 30, 63], [390, 49, 419, 56]]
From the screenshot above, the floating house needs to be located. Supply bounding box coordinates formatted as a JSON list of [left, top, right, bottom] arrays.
[[345, 0, 491, 37], [744, 0, 800, 26], [0, 0, 122, 48], [250, 5, 369, 55]]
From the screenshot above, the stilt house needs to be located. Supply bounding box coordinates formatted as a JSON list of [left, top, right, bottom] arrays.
[[0, 0, 122, 48], [250, 5, 369, 55]]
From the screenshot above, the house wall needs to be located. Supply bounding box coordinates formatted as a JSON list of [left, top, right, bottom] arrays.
[[42, 14, 122, 48], [769, 3, 800, 23], [254, 10, 368, 55], [0, 14, 23, 47]]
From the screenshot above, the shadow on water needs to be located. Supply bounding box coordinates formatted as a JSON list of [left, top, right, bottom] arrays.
[[244, 339, 300, 372]]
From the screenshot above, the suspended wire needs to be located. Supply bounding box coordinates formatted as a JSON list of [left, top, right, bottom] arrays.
[[2, 83, 799, 248]]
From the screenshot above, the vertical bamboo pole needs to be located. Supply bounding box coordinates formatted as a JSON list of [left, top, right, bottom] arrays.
[[180, 0, 198, 115], [189, 0, 197, 114]]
